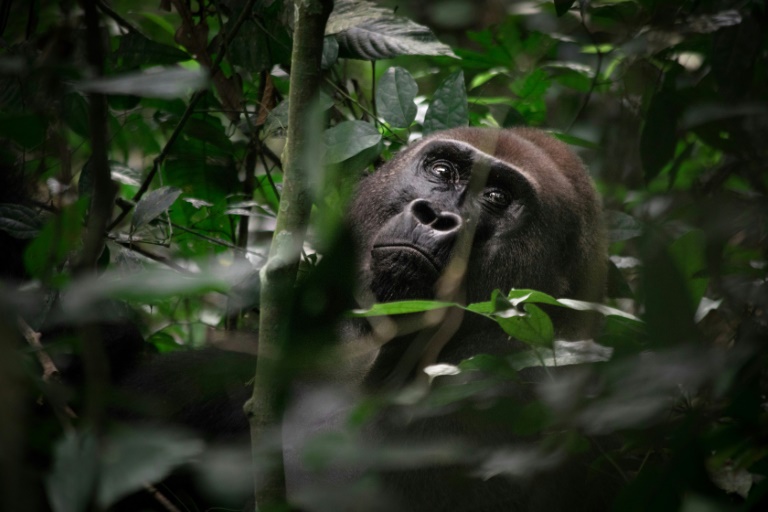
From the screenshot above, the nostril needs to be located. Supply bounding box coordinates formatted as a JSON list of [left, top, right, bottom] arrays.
[[432, 212, 461, 232], [410, 199, 438, 225]]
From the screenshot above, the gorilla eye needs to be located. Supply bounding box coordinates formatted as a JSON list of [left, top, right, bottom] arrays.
[[429, 161, 457, 182], [483, 189, 511, 207]]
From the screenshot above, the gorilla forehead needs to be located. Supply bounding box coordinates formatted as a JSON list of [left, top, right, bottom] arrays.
[[420, 127, 589, 203]]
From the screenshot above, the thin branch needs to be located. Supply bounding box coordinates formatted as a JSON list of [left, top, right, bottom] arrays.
[[111, 239, 195, 273], [95, 0, 140, 34], [171, 222, 266, 259], [17, 317, 58, 383], [566, 7, 604, 133]]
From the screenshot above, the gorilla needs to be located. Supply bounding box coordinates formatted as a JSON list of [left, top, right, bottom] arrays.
[[115, 127, 611, 511], [279, 127, 610, 511]]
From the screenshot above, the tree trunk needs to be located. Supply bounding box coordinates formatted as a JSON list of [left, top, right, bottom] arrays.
[[247, 0, 333, 509]]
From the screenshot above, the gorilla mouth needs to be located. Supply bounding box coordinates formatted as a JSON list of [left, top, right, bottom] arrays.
[[372, 242, 442, 275]]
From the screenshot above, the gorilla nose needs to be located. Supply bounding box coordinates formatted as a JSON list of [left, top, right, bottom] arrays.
[[409, 199, 462, 233]]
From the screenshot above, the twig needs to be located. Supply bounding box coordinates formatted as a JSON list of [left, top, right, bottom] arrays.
[[95, 0, 139, 34], [171, 222, 266, 259], [17, 317, 58, 382], [566, 6, 604, 133], [17, 317, 78, 423], [111, 239, 195, 273]]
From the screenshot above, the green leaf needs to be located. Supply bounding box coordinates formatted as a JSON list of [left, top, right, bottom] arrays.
[[350, 300, 457, 317], [132, 186, 182, 231], [376, 67, 418, 128], [77, 68, 209, 100], [554, 0, 577, 17], [493, 303, 555, 348], [328, 0, 456, 60], [324, 121, 382, 164], [98, 427, 203, 508], [550, 132, 600, 150], [46, 430, 98, 512], [423, 71, 468, 134], [0, 203, 45, 239]]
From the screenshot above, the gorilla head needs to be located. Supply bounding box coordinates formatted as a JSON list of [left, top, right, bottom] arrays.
[[350, 127, 607, 340]]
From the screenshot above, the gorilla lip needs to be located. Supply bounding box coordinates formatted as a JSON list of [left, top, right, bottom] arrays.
[[372, 242, 442, 275]]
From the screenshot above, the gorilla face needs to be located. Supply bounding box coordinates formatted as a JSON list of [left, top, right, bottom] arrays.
[[350, 127, 606, 337]]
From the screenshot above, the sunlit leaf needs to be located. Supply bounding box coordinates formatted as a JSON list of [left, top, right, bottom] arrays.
[[350, 300, 457, 317], [494, 303, 554, 348]]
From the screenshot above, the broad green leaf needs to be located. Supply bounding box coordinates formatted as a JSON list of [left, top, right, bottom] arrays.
[[327, 0, 456, 60], [324, 121, 382, 164], [350, 300, 457, 317], [46, 430, 98, 512], [493, 303, 554, 348], [77, 68, 209, 99], [132, 186, 182, 231], [0, 203, 45, 239], [423, 71, 468, 134], [98, 427, 203, 508], [376, 67, 418, 128]]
